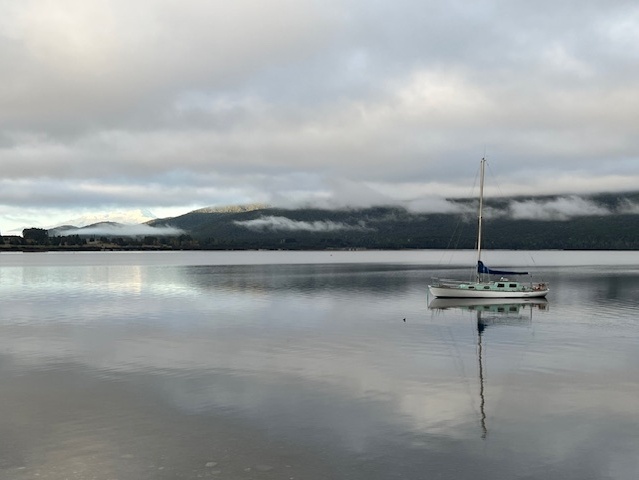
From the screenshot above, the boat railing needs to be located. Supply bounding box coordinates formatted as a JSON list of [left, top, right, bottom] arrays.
[[431, 278, 470, 285]]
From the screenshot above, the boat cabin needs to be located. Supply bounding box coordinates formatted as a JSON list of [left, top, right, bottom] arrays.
[[457, 280, 529, 292]]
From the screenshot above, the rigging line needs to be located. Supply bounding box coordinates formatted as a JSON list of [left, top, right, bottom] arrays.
[[464, 162, 483, 280], [437, 162, 482, 268], [527, 253, 547, 283], [485, 158, 541, 273], [438, 210, 467, 267], [485, 159, 507, 200], [442, 212, 467, 260], [483, 158, 509, 248], [528, 253, 539, 272]]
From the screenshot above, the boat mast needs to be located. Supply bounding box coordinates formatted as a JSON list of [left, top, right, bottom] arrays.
[[476, 158, 486, 282]]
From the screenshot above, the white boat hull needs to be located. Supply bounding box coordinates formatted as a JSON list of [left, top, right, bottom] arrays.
[[428, 285, 549, 299]]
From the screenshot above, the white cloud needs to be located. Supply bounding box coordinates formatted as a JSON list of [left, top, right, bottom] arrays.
[[509, 196, 610, 221], [59, 224, 184, 237], [617, 199, 639, 214], [234, 216, 368, 233]]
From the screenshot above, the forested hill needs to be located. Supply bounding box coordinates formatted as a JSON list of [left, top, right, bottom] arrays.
[[147, 192, 639, 250]]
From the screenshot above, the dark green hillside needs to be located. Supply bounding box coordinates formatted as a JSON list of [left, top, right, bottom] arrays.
[[147, 200, 639, 250], [480, 215, 639, 250], [149, 206, 464, 249]]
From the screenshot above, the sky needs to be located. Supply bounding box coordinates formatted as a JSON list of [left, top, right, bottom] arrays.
[[1, 0, 639, 233]]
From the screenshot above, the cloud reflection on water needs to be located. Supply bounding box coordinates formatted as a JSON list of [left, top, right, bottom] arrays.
[[0, 252, 638, 479]]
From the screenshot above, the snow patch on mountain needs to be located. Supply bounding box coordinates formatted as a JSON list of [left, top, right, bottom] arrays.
[[56, 209, 157, 228]]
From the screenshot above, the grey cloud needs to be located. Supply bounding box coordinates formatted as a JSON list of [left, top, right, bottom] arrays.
[[0, 174, 262, 210], [405, 197, 474, 215], [1, 1, 639, 231], [269, 178, 396, 210], [0, 0, 335, 132]]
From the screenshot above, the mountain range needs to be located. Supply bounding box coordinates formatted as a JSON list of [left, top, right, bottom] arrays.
[[56, 209, 157, 229], [145, 191, 639, 250], [41, 191, 639, 250]]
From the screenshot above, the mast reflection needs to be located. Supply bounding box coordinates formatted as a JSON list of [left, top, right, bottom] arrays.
[[428, 298, 549, 438]]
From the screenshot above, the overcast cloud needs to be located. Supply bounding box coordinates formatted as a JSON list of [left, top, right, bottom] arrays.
[[1, 0, 639, 232]]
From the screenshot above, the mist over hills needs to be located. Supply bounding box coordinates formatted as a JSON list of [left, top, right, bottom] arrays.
[[23, 191, 638, 250], [49, 222, 184, 238], [143, 191, 639, 250], [61, 209, 157, 228]]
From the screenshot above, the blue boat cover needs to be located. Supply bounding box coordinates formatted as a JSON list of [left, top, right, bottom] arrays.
[[478, 261, 528, 276]]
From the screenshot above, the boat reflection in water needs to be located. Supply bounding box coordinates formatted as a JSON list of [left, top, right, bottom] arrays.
[[429, 298, 549, 324], [428, 297, 549, 438]]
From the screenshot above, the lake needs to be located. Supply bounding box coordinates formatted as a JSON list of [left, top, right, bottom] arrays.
[[0, 250, 638, 479]]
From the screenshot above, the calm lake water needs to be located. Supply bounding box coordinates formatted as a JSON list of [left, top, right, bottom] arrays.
[[0, 250, 638, 480]]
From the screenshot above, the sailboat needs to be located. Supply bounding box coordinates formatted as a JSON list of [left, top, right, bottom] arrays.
[[428, 158, 549, 299]]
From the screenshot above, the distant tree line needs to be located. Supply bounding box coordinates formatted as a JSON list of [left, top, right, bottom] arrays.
[[0, 228, 197, 250]]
